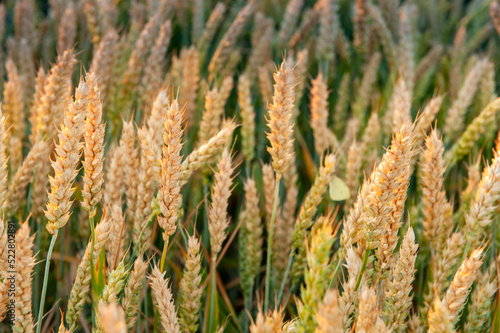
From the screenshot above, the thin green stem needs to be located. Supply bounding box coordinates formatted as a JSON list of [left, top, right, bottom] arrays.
[[264, 177, 281, 313], [277, 250, 293, 308], [36, 229, 58, 333], [209, 258, 217, 332], [329, 259, 343, 289], [354, 249, 370, 292], [89, 214, 97, 326], [159, 240, 168, 272], [33, 219, 42, 317]]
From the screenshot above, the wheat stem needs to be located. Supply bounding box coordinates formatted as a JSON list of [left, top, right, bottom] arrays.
[[264, 177, 281, 313], [354, 249, 369, 292], [36, 230, 58, 333]]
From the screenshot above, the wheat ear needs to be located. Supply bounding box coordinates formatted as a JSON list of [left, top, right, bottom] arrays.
[[45, 80, 88, 235], [82, 72, 105, 217], [442, 248, 483, 324], [149, 266, 181, 333], [179, 235, 203, 333], [122, 257, 148, 329], [158, 99, 184, 242], [314, 289, 342, 333], [296, 216, 335, 332], [12, 222, 35, 333]]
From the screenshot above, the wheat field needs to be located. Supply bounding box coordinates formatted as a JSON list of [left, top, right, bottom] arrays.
[[1, 0, 500, 332]]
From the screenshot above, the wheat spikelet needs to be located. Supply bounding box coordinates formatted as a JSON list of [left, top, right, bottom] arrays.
[[103, 144, 125, 206], [250, 309, 284, 333], [262, 163, 277, 228], [28, 67, 46, 144], [444, 58, 488, 141], [352, 52, 381, 120], [275, 163, 298, 282], [122, 257, 148, 330], [266, 60, 295, 177], [477, 60, 496, 113], [258, 65, 273, 105], [428, 296, 454, 333], [363, 123, 413, 251], [33, 49, 76, 141], [334, 74, 350, 136], [83, 0, 103, 43], [425, 232, 465, 309], [208, 3, 253, 78], [278, 0, 303, 47], [12, 222, 35, 333], [134, 126, 156, 251], [464, 148, 500, 245], [3, 59, 25, 170], [360, 111, 381, 160], [249, 14, 273, 79], [464, 269, 498, 332], [420, 129, 453, 250], [179, 235, 203, 333], [98, 302, 127, 333], [407, 313, 423, 333], [89, 30, 118, 100], [310, 73, 331, 156], [368, 3, 397, 71], [181, 46, 200, 126], [148, 90, 170, 147], [45, 80, 88, 235], [316, 0, 338, 62], [57, 1, 76, 52], [239, 177, 263, 297], [149, 266, 181, 333], [105, 203, 125, 271], [65, 217, 110, 330], [115, 13, 160, 113], [443, 248, 483, 324], [339, 248, 363, 330], [447, 97, 500, 164], [29, 67, 47, 144], [390, 79, 412, 135], [375, 123, 414, 271], [197, 2, 226, 57], [356, 285, 379, 333], [398, 5, 415, 92], [102, 262, 128, 304], [198, 87, 223, 145], [289, 4, 320, 48], [159, 100, 184, 241], [140, 20, 172, 108], [291, 154, 336, 280], [413, 95, 443, 146], [120, 120, 139, 222], [208, 149, 234, 258], [81, 72, 105, 217], [296, 216, 334, 332], [180, 120, 236, 185], [314, 289, 342, 333], [6, 140, 49, 215], [238, 71, 256, 162], [383, 227, 418, 332]]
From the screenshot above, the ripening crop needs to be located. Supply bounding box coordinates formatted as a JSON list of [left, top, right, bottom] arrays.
[[2, 0, 500, 332]]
